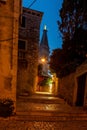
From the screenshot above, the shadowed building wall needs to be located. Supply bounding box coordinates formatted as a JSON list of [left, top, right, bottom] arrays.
[[58, 60, 87, 107], [17, 8, 43, 96]]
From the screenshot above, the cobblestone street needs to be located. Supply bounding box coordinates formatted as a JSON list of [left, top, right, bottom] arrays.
[[0, 119, 87, 130], [16, 93, 87, 114], [0, 93, 87, 130]]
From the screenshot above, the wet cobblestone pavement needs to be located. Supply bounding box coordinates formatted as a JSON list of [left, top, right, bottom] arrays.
[[0, 120, 87, 130], [0, 93, 87, 130], [16, 93, 87, 113]]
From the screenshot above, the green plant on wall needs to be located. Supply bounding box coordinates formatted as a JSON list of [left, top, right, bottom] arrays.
[[39, 77, 52, 86]]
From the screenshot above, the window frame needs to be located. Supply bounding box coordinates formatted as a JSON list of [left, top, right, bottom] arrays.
[[18, 39, 27, 51], [18, 39, 27, 60], [21, 15, 26, 28]]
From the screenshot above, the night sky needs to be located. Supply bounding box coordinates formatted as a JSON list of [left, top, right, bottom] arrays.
[[23, 0, 63, 52]]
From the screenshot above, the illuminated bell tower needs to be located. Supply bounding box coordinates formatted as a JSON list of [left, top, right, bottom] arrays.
[[39, 25, 50, 75]]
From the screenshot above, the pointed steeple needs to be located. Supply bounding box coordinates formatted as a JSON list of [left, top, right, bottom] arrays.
[[44, 25, 47, 30], [40, 25, 49, 50], [39, 25, 50, 75]]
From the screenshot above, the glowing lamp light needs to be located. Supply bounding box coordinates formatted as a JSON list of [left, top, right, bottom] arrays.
[[44, 25, 47, 30], [41, 58, 45, 63]]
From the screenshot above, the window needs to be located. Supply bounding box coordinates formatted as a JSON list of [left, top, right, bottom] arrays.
[[18, 40, 27, 59], [21, 16, 26, 28], [18, 40, 26, 50]]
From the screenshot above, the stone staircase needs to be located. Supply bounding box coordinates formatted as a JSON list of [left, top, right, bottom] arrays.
[[0, 93, 87, 130], [16, 93, 87, 121]]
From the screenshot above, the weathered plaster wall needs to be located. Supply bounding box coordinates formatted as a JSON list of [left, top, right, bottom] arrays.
[[0, 0, 21, 108]]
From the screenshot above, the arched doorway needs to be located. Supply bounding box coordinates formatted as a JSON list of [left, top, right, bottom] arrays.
[[36, 74, 58, 95]]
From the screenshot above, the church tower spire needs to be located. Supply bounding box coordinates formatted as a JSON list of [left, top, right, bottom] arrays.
[[39, 25, 50, 59], [39, 25, 50, 75]]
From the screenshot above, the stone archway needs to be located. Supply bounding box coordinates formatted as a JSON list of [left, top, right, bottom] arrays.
[[36, 74, 58, 95]]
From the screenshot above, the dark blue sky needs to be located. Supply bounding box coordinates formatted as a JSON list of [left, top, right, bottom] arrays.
[[23, 0, 63, 52]]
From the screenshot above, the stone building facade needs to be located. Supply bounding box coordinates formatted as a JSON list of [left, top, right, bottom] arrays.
[[0, 0, 22, 108], [58, 60, 87, 107], [17, 7, 43, 96]]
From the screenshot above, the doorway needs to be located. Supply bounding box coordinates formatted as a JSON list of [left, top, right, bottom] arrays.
[[76, 73, 87, 106], [36, 75, 56, 94]]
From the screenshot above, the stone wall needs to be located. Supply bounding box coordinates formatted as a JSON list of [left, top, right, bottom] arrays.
[[74, 60, 87, 107], [0, 0, 21, 109], [17, 8, 43, 96], [58, 72, 75, 105], [58, 60, 87, 106]]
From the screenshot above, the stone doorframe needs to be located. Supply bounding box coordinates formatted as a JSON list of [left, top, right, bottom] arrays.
[[73, 61, 87, 107]]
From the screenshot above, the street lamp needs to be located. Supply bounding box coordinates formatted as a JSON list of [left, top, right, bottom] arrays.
[[41, 58, 46, 63]]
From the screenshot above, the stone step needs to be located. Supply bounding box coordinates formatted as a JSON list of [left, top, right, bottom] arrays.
[[15, 111, 87, 121], [17, 95, 65, 104], [16, 101, 72, 113], [17, 95, 87, 114]]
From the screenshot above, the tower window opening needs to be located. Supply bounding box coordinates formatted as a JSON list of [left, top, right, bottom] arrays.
[[21, 16, 26, 28]]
